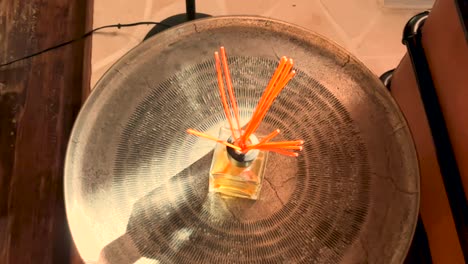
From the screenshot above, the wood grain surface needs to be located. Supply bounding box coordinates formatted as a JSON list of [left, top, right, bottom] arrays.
[[0, 0, 91, 263]]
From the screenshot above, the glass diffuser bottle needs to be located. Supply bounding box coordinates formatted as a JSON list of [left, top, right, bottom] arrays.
[[209, 127, 268, 200]]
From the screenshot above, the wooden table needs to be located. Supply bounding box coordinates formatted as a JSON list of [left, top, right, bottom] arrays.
[[0, 1, 91, 263]]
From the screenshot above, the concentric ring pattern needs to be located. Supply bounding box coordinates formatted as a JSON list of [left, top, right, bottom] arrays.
[[114, 57, 369, 263], [65, 16, 419, 264]]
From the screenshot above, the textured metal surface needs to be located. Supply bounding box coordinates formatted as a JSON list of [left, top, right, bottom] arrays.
[[65, 16, 419, 264]]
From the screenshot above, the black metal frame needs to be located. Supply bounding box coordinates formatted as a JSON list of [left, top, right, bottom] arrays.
[[455, 0, 468, 40], [383, 10, 468, 262]]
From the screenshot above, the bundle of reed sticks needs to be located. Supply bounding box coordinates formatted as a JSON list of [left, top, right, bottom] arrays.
[[187, 47, 303, 157]]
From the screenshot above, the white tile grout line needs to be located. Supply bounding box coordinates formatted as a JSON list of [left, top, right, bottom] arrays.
[[316, 0, 360, 53]]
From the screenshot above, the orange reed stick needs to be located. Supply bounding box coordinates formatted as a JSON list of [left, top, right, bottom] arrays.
[[260, 71, 296, 113], [187, 48, 303, 158], [244, 67, 295, 140], [257, 62, 295, 118], [258, 129, 280, 144], [248, 142, 303, 151], [252, 60, 292, 119], [187, 129, 242, 151], [220, 47, 241, 136], [256, 140, 304, 146], [275, 59, 294, 87], [242, 60, 288, 143], [243, 129, 280, 152], [254, 145, 303, 151], [266, 148, 299, 157], [214, 52, 237, 140], [251, 58, 288, 119], [242, 57, 287, 143]]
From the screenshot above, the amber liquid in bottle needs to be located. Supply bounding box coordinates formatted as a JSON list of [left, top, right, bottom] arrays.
[[209, 127, 268, 200]]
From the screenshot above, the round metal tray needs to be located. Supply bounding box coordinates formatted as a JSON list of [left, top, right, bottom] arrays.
[[65, 16, 419, 264]]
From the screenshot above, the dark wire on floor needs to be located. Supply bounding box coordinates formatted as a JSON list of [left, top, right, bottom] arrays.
[[0, 21, 172, 68]]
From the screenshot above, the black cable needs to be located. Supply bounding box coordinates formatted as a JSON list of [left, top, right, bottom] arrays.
[[0, 21, 172, 68]]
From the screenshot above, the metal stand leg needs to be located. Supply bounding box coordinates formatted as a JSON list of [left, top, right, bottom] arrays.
[[186, 0, 196, 21], [143, 0, 210, 40]]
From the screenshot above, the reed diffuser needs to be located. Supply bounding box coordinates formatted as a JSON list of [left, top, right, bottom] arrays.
[[187, 47, 303, 199]]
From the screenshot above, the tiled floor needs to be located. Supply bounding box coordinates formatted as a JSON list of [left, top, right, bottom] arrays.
[[90, 0, 430, 87]]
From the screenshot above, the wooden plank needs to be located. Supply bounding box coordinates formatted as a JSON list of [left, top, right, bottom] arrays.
[[0, 0, 90, 263]]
